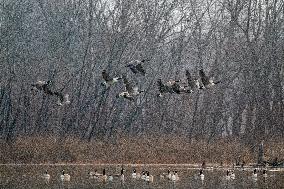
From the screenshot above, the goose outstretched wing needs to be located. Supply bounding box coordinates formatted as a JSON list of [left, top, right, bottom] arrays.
[[102, 70, 112, 82]]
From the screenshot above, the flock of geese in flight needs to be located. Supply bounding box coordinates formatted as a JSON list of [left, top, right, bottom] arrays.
[[31, 59, 221, 104], [42, 167, 270, 184]]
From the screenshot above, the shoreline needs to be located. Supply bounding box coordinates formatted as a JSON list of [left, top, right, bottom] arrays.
[[1, 136, 283, 166], [0, 163, 282, 169]]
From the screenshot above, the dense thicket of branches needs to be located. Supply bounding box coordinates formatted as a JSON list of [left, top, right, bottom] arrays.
[[0, 0, 283, 144]]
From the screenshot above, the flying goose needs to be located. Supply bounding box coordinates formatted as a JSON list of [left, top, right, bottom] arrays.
[[60, 170, 70, 182], [157, 79, 175, 97], [164, 79, 188, 94], [199, 69, 221, 88], [31, 80, 54, 96], [43, 170, 50, 183], [117, 75, 143, 101], [171, 82, 188, 94], [165, 79, 182, 86], [53, 92, 70, 106], [31, 80, 52, 92], [31, 80, 70, 106], [101, 70, 122, 88], [126, 60, 147, 76], [185, 70, 200, 92]]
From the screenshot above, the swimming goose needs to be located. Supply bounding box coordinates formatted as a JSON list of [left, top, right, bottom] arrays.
[[88, 170, 102, 178], [137, 172, 141, 179], [252, 169, 258, 180], [171, 171, 179, 181], [263, 169, 268, 178], [160, 170, 171, 179], [225, 170, 230, 180], [230, 170, 235, 179], [126, 60, 147, 76], [101, 70, 122, 88], [88, 171, 97, 179], [167, 170, 173, 180], [159, 170, 171, 180], [141, 171, 146, 180], [108, 175, 114, 182], [132, 169, 137, 179], [101, 169, 108, 182], [199, 69, 221, 89], [117, 75, 143, 101], [199, 169, 204, 181], [113, 168, 125, 181], [43, 170, 50, 183], [120, 168, 125, 181], [60, 170, 70, 182], [145, 171, 154, 182], [185, 70, 200, 92]]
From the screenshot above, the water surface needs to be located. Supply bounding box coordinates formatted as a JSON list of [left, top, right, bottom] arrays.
[[0, 164, 283, 189]]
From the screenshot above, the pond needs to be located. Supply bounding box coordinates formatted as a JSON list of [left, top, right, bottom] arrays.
[[0, 164, 283, 189]]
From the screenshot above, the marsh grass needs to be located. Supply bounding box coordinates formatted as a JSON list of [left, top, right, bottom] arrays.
[[0, 135, 283, 165]]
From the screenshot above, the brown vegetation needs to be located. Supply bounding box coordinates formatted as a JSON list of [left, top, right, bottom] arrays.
[[0, 135, 283, 165]]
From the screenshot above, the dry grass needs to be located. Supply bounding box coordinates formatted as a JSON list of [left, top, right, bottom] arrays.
[[0, 135, 283, 165]]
